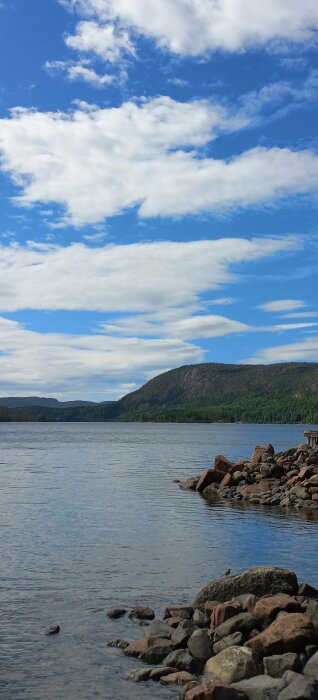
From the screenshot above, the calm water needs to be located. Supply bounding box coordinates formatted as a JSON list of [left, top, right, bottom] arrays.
[[0, 422, 317, 699]]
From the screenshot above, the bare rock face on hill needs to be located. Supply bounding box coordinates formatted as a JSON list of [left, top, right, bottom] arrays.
[[193, 567, 298, 609]]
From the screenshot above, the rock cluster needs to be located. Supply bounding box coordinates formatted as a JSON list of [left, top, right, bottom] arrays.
[[108, 566, 318, 699], [179, 443, 318, 511]]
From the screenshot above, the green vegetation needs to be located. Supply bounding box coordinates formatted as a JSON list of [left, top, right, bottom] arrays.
[[0, 363, 317, 423]]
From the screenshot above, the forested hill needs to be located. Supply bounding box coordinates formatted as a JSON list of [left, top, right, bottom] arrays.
[[0, 362, 317, 423]]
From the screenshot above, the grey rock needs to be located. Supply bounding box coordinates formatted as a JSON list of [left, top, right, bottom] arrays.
[[292, 486, 310, 500], [177, 680, 201, 699], [145, 621, 172, 639], [140, 641, 176, 665], [163, 649, 199, 673], [233, 675, 285, 700], [160, 671, 195, 685], [306, 600, 318, 632], [204, 645, 261, 683], [194, 567, 298, 609], [148, 666, 178, 680], [278, 675, 318, 699], [129, 606, 155, 620], [213, 631, 243, 655], [304, 650, 318, 680], [187, 629, 214, 660], [107, 608, 127, 619], [126, 668, 151, 682], [107, 639, 129, 649], [213, 612, 259, 640], [192, 608, 209, 626], [44, 624, 60, 636], [171, 620, 197, 648], [264, 654, 298, 678]]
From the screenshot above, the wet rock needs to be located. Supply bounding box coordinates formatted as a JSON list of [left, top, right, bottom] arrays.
[[184, 679, 248, 699], [165, 605, 193, 620], [180, 477, 200, 490], [197, 469, 224, 492], [263, 653, 298, 677], [107, 639, 129, 649], [202, 484, 220, 499], [212, 602, 242, 629], [214, 455, 235, 473], [139, 640, 176, 664], [251, 445, 274, 463], [126, 668, 151, 682], [161, 671, 195, 685], [278, 675, 318, 699], [304, 650, 318, 679], [172, 620, 197, 647], [253, 596, 301, 622], [107, 607, 127, 619], [124, 638, 152, 657], [204, 646, 261, 683], [233, 674, 284, 700], [194, 567, 298, 609], [187, 629, 214, 660], [163, 649, 199, 673], [305, 599, 318, 631], [145, 621, 172, 639], [148, 666, 178, 680], [213, 612, 259, 641], [246, 613, 316, 656], [220, 473, 234, 488], [44, 624, 60, 636], [129, 606, 155, 620], [193, 609, 210, 627], [213, 632, 244, 655], [165, 616, 184, 628]]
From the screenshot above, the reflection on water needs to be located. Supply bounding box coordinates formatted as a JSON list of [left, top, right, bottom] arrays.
[[0, 422, 317, 699]]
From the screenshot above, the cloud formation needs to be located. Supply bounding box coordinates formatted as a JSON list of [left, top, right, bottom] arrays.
[[248, 336, 318, 364], [60, 0, 318, 55], [1, 99, 318, 225], [260, 299, 306, 312]]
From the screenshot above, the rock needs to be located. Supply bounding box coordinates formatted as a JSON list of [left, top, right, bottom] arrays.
[[214, 455, 234, 473], [140, 640, 176, 664], [213, 632, 244, 655], [124, 638, 152, 657], [161, 671, 195, 685], [129, 606, 155, 620], [145, 621, 172, 639], [205, 601, 222, 615], [184, 679, 248, 699], [263, 653, 298, 677], [212, 602, 242, 629], [44, 624, 60, 636], [194, 567, 298, 609], [148, 666, 178, 680], [213, 613, 259, 641], [187, 629, 214, 660], [163, 649, 199, 673], [278, 675, 318, 699], [306, 600, 318, 631], [246, 613, 316, 656], [220, 473, 234, 488], [180, 477, 200, 490], [193, 609, 210, 627], [126, 668, 151, 682], [202, 485, 220, 499], [107, 607, 127, 619], [244, 481, 278, 501], [197, 469, 224, 491], [172, 620, 197, 647], [204, 646, 260, 683], [251, 445, 274, 463], [107, 639, 129, 649], [253, 596, 301, 621], [165, 605, 193, 620], [304, 650, 318, 679], [292, 486, 310, 500], [166, 616, 184, 628], [233, 675, 284, 700]]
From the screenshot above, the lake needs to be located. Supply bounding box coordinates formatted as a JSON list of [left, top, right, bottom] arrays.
[[0, 422, 317, 699]]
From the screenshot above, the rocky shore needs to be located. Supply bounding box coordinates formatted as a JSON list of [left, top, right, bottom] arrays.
[[108, 566, 318, 699], [179, 442, 318, 511]]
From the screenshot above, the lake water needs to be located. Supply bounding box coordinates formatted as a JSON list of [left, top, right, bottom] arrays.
[[1, 422, 317, 699]]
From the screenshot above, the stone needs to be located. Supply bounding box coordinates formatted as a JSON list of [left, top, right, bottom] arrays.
[[145, 621, 172, 639], [180, 477, 200, 490], [140, 640, 176, 664], [204, 646, 260, 684], [304, 650, 318, 679], [161, 671, 195, 685], [44, 624, 60, 636], [205, 601, 222, 615], [253, 596, 301, 621], [166, 616, 184, 628], [148, 666, 178, 680], [233, 675, 284, 700], [124, 638, 152, 657], [107, 607, 127, 619], [220, 473, 234, 488], [184, 679, 248, 699], [172, 620, 197, 647], [202, 485, 220, 499], [165, 605, 194, 620], [211, 602, 242, 629], [187, 629, 214, 660], [193, 609, 210, 626], [292, 486, 310, 500], [213, 632, 243, 655], [163, 649, 199, 673], [197, 469, 224, 491], [126, 668, 151, 682], [244, 481, 277, 501], [246, 613, 316, 656], [194, 567, 298, 609], [213, 612, 259, 641], [306, 599, 318, 631], [251, 445, 274, 463], [263, 653, 298, 677], [129, 606, 155, 620], [278, 675, 318, 699], [214, 455, 235, 473], [107, 639, 129, 649]]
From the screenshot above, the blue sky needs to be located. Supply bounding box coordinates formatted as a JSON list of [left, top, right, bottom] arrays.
[[0, 0, 318, 400]]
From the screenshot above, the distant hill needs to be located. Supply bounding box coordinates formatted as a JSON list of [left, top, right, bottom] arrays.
[[0, 396, 97, 409], [0, 363, 317, 423]]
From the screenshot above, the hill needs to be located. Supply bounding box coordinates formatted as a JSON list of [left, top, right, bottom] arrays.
[[0, 396, 98, 409], [0, 363, 317, 423]]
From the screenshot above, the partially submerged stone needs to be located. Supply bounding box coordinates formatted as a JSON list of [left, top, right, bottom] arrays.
[[44, 624, 60, 636], [184, 679, 247, 699], [107, 607, 127, 619], [129, 606, 155, 620], [193, 567, 298, 608], [161, 671, 195, 685]]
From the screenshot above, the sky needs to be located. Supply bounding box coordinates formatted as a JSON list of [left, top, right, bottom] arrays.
[[0, 0, 317, 401]]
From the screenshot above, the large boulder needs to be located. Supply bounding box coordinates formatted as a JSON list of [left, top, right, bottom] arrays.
[[184, 679, 248, 699], [187, 629, 214, 660], [278, 674, 318, 699], [214, 455, 235, 473], [263, 653, 298, 678], [304, 650, 318, 680], [252, 596, 301, 622], [204, 646, 261, 684], [193, 567, 298, 609], [246, 613, 316, 657], [233, 674, 284, 700], [196, 469, 224, 492], [251, 445, 274, 463]]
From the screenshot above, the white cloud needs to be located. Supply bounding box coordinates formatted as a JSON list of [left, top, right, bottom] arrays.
[[60, 0, 318, 55], [210, 297, 239, 306], [1, 99, 318, 226], [247, 336, 318, 364], [282, 311, 318, 318], [260, 299, 306, 312], [45, 59, 114, 86], [65, 20, 135, 62], [0, 237, 298, 313]]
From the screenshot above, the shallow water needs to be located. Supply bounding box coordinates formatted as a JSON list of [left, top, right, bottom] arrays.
[[0, 422, 317, 699]]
